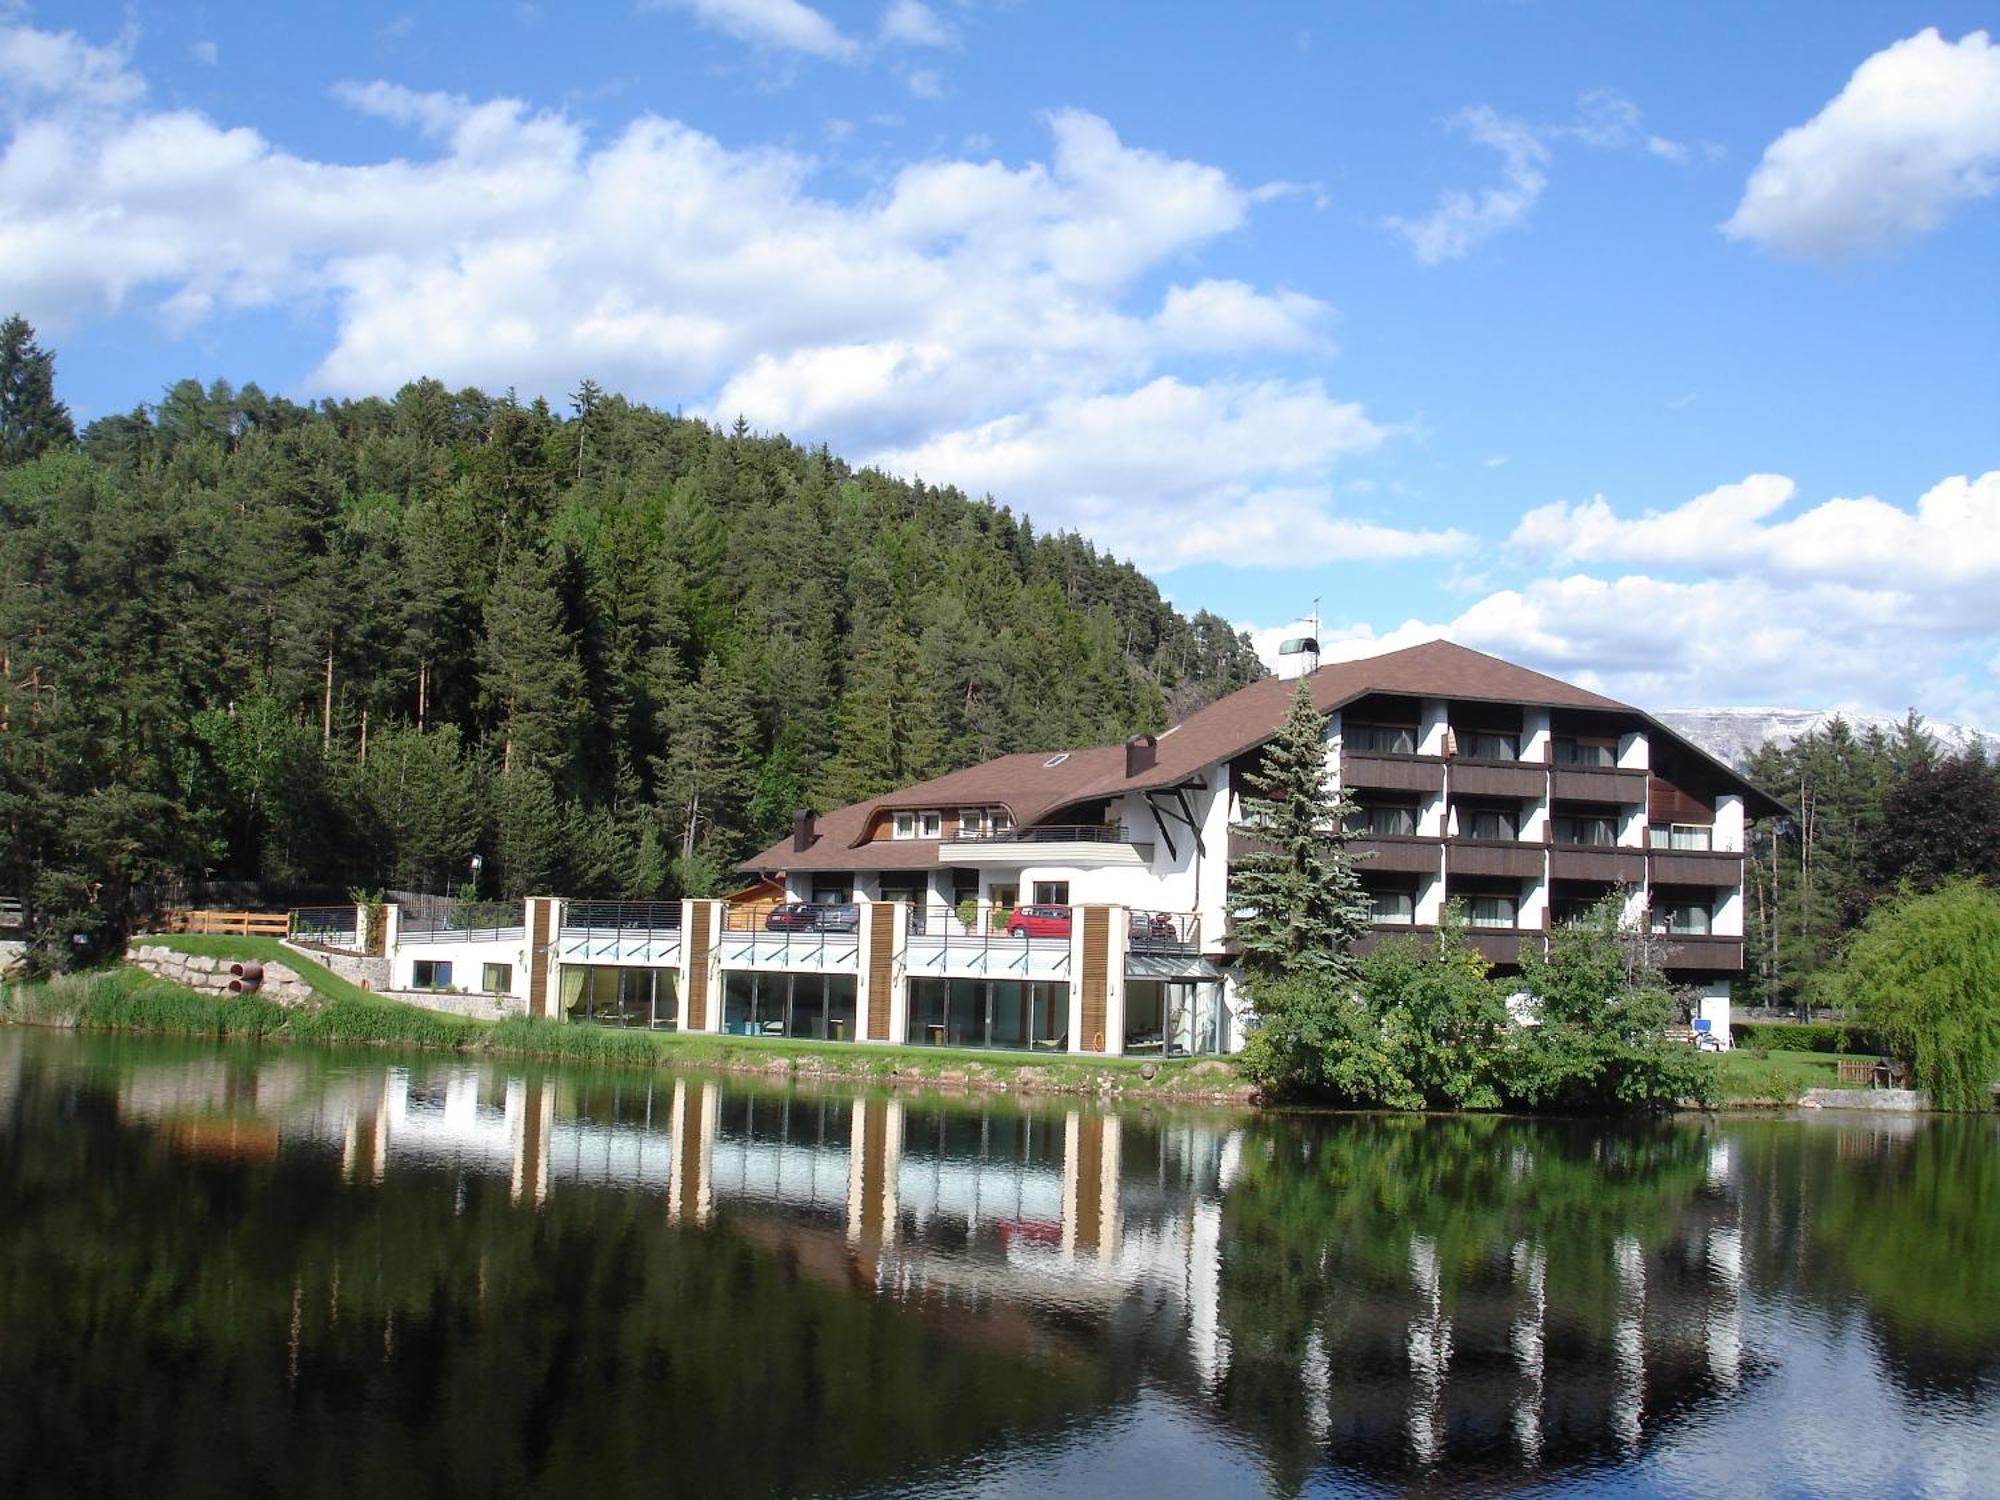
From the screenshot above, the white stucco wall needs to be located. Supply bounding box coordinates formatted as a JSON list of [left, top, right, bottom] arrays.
[[393, 937, 529, 999]]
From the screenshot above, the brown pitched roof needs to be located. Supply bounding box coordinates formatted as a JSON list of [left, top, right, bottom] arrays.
[[741, 640, 1781, 871]]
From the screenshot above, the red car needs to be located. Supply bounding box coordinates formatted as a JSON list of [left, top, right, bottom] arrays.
[[1006, 905, 1072, 938]]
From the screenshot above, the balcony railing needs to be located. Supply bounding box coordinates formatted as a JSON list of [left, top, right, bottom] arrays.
[[289, 905, 360, 950], [561, 899, 683, 933], [399, 901, 527, 944], [947, 824, 1130, 844]]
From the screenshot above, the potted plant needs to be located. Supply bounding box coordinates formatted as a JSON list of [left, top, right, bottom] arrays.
[[955, 897, 981, 934]]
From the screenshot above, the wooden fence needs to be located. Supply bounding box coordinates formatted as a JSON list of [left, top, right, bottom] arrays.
[[162, 909, 292, 937]]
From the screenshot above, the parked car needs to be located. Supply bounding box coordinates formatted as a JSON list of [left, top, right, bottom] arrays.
[[763, 902, 861, 933], [1006, 905, 1072, 939], [812, 903, 861, 933]]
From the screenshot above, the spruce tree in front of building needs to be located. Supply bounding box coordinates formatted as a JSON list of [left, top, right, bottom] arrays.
[[1228, 677, 1372, 983]]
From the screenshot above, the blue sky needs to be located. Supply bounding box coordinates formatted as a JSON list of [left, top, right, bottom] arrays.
[[6, 1, 1998, 724]]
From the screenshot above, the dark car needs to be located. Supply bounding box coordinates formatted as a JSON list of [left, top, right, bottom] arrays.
[[763, 902, 819, 932], [763, 902, 861, 934], [1006, 905, 1072, 939]]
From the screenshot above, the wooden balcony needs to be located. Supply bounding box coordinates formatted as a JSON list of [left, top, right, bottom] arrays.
[[1340, 750, 1446, 794], [1350, 925, 1543, 967], [1446, 839, 1546, 879], [1349, 835, 1444, 875], [1549, 845, 1646, 884], [1551, 765, 1649, 803], [1649, 848, 1745, 887], [1451, 760, 1548, 799], [1653, 933, 1744, 972]]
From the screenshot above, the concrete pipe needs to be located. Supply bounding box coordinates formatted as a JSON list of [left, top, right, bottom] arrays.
[[229, 962, 264, 981]]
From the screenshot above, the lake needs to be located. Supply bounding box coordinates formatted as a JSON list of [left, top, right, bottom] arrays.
[[0, 1028, 1993, 1498]]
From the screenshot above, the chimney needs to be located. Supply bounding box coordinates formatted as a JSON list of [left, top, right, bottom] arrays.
[[792, 808, 816, 852], [1125, 733, 1157, 778]]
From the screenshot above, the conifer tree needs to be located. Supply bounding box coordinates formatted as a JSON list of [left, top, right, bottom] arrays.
[[0, 315, 75, 466], [492, 764, 565, 898], [653, 652, 758, 866], [818, 629, 945, 807], [1228, 678, 1370, 982], [479, 545, 587, 784]]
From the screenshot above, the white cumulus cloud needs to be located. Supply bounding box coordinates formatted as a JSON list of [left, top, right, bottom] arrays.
[[0, 18, 1424, 574], [643, 0, 860, 62], [1724, 28, 2000, 262], [1386, 105, 1549, 264], [880, 0, 954, 49]]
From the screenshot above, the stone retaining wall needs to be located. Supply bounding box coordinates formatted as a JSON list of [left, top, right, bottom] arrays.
[[386, 988, 527, 1021], [125, 945, 316, 1007], [1798, 1087, 1932, 1112], [284, 941, 390, 992]]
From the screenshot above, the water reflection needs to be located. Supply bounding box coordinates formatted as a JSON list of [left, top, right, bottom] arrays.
[[0, 1030, 1993, 1498]]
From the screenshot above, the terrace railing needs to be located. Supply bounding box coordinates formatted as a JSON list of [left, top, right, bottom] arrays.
[[1127, 910, 1200, 951], [399, 901, 527, 944], [947, 824, 1131, 844], [289, 905, 361, 951], [562, 899, 683, 934]]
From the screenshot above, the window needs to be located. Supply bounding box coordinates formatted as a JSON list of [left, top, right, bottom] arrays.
[[1654, 903, 1711, 935], [1467, 895, 1518, 929], [1649, 823, 1712, 850], [1555, 737, 1618, 766], [1370, 889, 1415, 923], [1033, 880, 1069, 906], [958, 808, 985, 837], [892, 810, 915, 840], [412, 960, 452, 991], [990, 809, 1013, 835], [1345, 803, 1417, 836], [1465, 807, 1519, 841], [1465, 731, 1519, 761], [1348, 723, 1417, 754], [918, 810, 942, 839], [481, 962, 512, 994], [1554, 815, 1617, 847], [1044, 753, 1070, 767]]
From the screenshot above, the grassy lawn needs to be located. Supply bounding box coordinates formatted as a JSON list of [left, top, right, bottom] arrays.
[[11, 942, 1247, 1099], [1715, 1045, 1887, 1103], [135, 934, 383, 1007]]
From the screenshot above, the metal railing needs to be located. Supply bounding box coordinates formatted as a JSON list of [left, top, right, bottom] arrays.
[[400, 900, 527, 944], [289, 905, 360, 948], [722, 900, 859, 934], [946, 823, 1131, 844], [1127, 910, 1200, 950], [562, 899, 683, 933]]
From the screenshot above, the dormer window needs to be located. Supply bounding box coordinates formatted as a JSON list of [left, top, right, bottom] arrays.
[[958, 808, 985, 837], [892, 811, 916, 840], [918, 810, 942, 839], [990, 809, 1013, 835]]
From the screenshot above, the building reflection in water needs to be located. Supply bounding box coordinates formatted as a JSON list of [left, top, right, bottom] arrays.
[[90, 1056, 1800, 1496]]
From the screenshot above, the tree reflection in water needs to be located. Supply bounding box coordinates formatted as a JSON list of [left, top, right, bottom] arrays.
[[0, 1030, 1992, 1498]]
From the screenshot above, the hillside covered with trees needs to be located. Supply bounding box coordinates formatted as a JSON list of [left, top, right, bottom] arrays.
[[0, 317, 1263, 951], [1743, 715, 2000, 1010]]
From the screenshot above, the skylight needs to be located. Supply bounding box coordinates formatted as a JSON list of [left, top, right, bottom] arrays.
[[1044, 753, 1069, 767]]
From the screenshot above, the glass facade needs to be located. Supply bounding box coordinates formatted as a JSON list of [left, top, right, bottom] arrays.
[[1122, 979, 1225, 1056], [908, 978, 1067, 1050], [561, 965, 677, 1028], [721, 971, 859, 1041]]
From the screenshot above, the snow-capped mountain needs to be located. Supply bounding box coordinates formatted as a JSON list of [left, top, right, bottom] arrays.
[[1658, 708, 1999, 770]]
